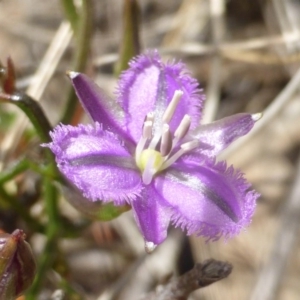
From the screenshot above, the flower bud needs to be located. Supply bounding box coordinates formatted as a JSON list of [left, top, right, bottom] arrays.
[[0, 229, 36, 299]]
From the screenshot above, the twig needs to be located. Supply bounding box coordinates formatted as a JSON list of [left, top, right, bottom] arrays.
[[140, 259, 232, 300], [249, 154, 300, 300]]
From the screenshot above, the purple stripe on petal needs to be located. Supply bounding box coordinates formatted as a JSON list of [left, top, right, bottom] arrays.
[[132, 185, 171, 246], [188, 113, 259, 157], [69, 72, 133, 143], [116, 51, 204, 142], [45, 123, 142, 204], [154, 161, 259, 240]]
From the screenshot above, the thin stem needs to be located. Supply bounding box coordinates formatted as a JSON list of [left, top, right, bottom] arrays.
[[0, 158, 29, 184], [114, 0, 141, 76], [59, 277, 84, 300], [0, 23, 72, 168], [61, 0, 79, 32], [61, 0, 93, 124], [0, 92, 52, 143], [26, 176, 60, 299], [0, 157, 62, 185]]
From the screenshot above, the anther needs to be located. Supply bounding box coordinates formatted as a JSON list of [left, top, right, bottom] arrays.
[[174, 115, 191, 140], [180, 140, 199, 151], [160, 124, 172, 156], [136, 121, 153, 164], [143, 121, 153, 139], [160, 139, 199, 170], [162, 90, 183, 123], [146, 112, 154, 123]]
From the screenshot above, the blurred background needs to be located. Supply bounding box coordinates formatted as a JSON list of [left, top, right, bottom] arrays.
[[0, 0, 300, 299]]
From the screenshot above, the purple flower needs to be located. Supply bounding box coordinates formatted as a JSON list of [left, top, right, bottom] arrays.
[[45, 52, 260, 252]]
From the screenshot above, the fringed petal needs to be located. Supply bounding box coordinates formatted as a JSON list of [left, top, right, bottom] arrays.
[[69, 72, 133, 142], [188, 113, 261, 157], [44, 123, 142, 205], [153, 160, 259, 240], [132, 185, 172, 247], [116, 51, 204, 142]]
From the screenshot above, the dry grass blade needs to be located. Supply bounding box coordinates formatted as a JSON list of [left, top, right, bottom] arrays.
[[220, 66, 300, 161], [0, 22, 72, 170], [202, 0, 225, 124], [250, 154, 300, 300]]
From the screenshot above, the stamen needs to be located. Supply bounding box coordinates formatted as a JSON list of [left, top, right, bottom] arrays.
[[146, 112, 154, 123], [142, 156, 155, 185], [160, 124, 172, 156], [143, 121, 153, 139], [181, 140, 199, 151], [136, 121, 153, 164], [161, 140, 199, 170], [162, 90, 183, 123], [174, 114, 191, 141], [148, 132, 161, 150]]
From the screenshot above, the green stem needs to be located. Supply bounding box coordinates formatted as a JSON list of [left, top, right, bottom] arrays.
[[0, 157, 61, 185], [114, 0, 141, 76], [0, 186, 43, 232], [61, 0, 93, 124], [0, 158, 29, 184], [26, 176, 60, 299], [0, 92, 52, 143], [59, 278, 84, 300], [61, 0, 79, 32]]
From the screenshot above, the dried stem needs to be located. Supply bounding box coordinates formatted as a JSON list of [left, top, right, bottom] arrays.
[[140, 259, 232, 300]]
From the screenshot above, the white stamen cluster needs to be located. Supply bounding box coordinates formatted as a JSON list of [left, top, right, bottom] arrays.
[[135, 90, 199, 184]]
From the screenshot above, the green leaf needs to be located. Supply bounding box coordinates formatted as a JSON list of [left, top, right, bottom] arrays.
[[96, 202, 131, 221]]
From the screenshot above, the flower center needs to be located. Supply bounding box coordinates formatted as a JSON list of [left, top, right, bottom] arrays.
[[135, 90, 199, 185]]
